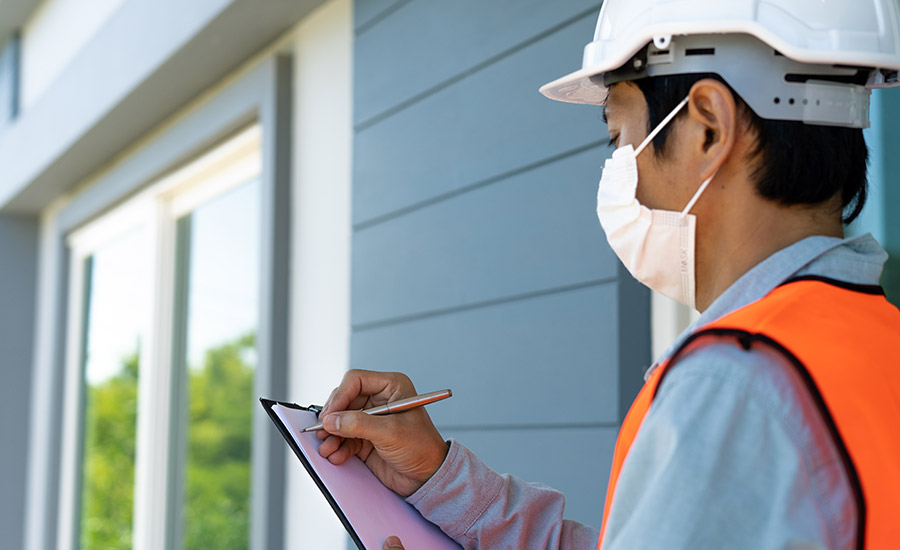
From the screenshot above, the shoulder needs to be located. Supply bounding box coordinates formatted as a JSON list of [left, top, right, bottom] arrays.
[[605, 335, 857, 547], [655, 332, 844, 468], [640, 335, 857, 547], [657, 333, 813, 436]]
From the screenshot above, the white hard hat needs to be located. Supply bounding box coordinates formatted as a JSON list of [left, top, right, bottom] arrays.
[[540, 0, 900, 128]]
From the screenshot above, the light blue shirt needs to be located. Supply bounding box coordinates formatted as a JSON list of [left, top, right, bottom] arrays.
[[408, 234, 888, 550]]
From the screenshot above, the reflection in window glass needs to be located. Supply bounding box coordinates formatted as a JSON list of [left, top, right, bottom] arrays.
[[79, 227, 149, 550], [177, 179, 260, 549]]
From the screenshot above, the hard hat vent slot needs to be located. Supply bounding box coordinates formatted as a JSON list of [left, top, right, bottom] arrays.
[[785, 71, 868, 86], [685, 48, 715, 56]]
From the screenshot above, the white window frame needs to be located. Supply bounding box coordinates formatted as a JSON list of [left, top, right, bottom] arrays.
[[59, 126, 262, 550]]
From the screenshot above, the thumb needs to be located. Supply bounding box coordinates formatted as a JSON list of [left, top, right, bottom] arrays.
[[384, 536, 405, 550], [322, 411, 392, 442]]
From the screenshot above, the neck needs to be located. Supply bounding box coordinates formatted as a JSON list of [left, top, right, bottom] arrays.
[[694, 197, 844, 312]]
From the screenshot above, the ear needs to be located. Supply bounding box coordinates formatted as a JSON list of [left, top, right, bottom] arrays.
[[685, 79, 738, 180]]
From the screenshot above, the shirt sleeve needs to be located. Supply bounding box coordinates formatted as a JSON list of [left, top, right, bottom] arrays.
[[602, 340, 856, 550], [408, 438, 600, 550]]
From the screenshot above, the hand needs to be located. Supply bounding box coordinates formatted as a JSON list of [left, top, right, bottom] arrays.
[[316, 369, 449, 497], [384, 536, 405, 549]]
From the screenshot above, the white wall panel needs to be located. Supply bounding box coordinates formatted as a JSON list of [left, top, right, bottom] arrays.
[[21, 0, 126, 109], [287, 1, 353, 548]]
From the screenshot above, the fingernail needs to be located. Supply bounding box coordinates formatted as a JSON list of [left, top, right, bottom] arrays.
[[323, 413, 340, 432], [384, 536, 403, 549]]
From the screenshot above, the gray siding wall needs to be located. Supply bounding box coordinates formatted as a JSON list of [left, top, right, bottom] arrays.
[[0, 213, 38, 550], [351, 0, 650, 528]]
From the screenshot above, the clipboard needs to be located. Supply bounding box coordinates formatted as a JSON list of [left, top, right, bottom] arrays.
[[260, 398, 461, 550]]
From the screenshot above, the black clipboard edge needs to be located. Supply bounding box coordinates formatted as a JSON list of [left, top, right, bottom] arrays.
[[259, 397, 366, 550]]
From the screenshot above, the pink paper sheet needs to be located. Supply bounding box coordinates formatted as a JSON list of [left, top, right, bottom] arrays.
[[273, 404, 461, 550]]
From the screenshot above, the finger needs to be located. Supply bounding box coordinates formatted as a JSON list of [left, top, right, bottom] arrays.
[[384, 536, 404, 550], [327, 437, 364, 465], [317, 433, 344, 458], [326, 370, 384, 413], [322, 387, 339, 412], [323, 370, 413, 416], [322, 410, 402, 445]]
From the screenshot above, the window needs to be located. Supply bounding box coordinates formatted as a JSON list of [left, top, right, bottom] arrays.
[[171, 178, 261, 550], [0, 32, 21, 130], [77, 227, 150, 550], [63, 126, 262, 550]]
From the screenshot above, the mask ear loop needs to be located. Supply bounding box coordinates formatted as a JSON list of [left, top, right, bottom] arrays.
[[630, 95, 713, 217], [634, 96, 690, 156], [680, 171, 716, 217]]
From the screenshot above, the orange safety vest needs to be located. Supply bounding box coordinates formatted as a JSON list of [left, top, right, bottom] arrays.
[[598, 277, 900, 550]]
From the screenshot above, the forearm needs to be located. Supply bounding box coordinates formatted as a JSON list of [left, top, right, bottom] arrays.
[[408, 440, 600, 550]]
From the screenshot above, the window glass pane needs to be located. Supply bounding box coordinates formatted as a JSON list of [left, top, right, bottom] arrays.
[[178, 179, 260, 549], [79, 227, 149, 550]]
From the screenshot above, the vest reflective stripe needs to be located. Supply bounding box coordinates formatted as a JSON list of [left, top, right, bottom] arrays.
[[597, 279, 900, 550]]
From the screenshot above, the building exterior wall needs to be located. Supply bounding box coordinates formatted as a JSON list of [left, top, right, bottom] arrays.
[[4, 1, 348, 549], [0, 213, 38, 550], [350, 0, 650, 527], [860, 90, 900, 306], [19, 0, 126, 110], [881, 97, 900, 305]]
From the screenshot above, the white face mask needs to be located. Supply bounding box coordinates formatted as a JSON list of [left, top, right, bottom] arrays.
[[597, 96, 715, 309]]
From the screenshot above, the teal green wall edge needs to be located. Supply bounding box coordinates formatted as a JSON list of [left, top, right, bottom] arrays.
[[856, 90, 899, 306], [867, 90, 900, 304]]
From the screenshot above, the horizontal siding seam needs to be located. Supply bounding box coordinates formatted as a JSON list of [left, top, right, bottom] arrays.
[[352, 276, 617, 332], [353, 2, 603, 132], [354, 139, 607, 231], [438, 422, 620, 432], [355, 0, 414, 37]]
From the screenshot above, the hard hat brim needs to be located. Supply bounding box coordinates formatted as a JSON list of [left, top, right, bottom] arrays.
[[539, 66, 610, 105]]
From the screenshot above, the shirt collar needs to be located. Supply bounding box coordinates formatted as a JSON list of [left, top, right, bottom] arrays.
[[646, 233, 888, 379]]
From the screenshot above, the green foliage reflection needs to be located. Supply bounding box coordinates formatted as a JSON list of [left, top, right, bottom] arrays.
[[79, 333, 255, 550], [80, 353, 139, 550], [184, 332, 255, 550]]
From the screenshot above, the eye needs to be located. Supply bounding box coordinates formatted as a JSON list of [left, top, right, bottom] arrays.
[[607, 134, 619, 149]]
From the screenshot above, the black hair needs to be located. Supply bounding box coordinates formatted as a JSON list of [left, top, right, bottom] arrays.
[[631, 73, 868, 223]]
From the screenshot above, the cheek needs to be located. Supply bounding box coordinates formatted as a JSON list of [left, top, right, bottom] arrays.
[[618, 125, 646, 150], [634, 155, 661, 207]]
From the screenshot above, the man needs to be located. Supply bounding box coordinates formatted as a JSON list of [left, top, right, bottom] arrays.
[[316, 1, 900, 548]]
